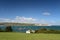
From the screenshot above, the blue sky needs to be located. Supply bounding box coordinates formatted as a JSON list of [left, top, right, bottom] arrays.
[[0, 0, 60, 25]]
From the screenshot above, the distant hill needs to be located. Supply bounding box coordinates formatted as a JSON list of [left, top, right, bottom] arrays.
[[0, 22, 36, 26]]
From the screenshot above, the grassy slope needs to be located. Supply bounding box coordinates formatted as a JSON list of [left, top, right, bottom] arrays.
[[0, 32, 60, 40]]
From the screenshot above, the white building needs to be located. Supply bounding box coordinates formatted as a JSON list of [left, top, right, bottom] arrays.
[[26, 30, 30, 33], [26, 30, 35, 33], [35, 24, 49, 26]]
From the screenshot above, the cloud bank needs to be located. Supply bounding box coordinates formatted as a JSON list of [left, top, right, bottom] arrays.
[[0, 16, 37, 23], [0, 16, 60, 25]]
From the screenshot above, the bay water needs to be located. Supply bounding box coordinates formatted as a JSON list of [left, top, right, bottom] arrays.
[[0, 26, 60, 32]]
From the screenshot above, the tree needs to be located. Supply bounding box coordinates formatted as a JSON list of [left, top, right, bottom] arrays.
[[5, 26, 12, 32]]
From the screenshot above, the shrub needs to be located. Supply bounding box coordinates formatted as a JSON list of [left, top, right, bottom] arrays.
[[35, 28, 60, 34]]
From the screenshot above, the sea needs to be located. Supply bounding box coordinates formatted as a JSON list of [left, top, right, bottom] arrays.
[[0, 25, 60, 32]]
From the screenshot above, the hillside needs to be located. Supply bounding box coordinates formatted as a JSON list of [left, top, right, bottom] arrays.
[[0, 22, 36, 26]]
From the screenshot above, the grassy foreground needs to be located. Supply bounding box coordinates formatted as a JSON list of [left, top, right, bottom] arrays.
[[0, 32, 60, 40]]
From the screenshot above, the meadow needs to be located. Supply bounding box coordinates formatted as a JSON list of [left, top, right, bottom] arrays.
[[0, 32, 60, 40]]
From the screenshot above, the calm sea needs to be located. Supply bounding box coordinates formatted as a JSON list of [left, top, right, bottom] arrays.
[[0, 26, 60, 32]]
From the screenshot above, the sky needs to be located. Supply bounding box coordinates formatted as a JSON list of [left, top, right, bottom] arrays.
[[0, 0, 60, 25]]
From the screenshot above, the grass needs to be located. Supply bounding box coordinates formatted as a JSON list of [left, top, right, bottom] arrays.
[[0, 32, 60, 40]]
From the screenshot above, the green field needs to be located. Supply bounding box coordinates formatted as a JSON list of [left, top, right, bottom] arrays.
[[0, 32, 60, 40]]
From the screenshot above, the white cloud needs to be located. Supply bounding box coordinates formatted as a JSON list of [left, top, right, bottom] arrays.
[[15, 16, 36, 21], [0, 16, 60, 25], [42, 12, 51, 16], [0, 18, 11, 22], [39, 19, 57, 25], [0, 16, 37, 23]]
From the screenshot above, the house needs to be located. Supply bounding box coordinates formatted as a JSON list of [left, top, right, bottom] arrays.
[[26, 30, 30, 33], [26, 30, 35, 33]]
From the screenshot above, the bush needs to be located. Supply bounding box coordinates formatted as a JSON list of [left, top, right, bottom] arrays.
[[35, 28, 47, 33], [35, 28, 60, 34]]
